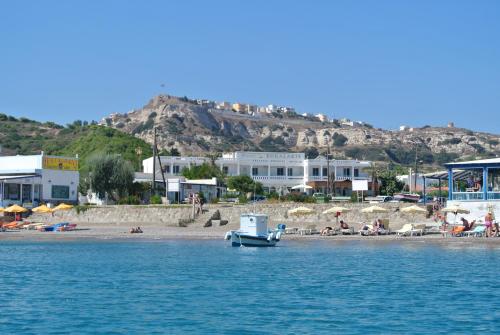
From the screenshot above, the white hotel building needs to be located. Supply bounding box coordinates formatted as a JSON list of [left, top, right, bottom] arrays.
[[143, 151, 375, 196]]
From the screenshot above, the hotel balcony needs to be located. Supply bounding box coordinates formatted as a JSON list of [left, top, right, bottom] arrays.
[[308, 175, 369, 181], [251, 175, 303, 181]]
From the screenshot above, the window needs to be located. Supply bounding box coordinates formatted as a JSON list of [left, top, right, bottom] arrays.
[[287, 168, 293, 176], [277, 168, 284, 176], [312, 168, 319, 176], [323, 168, 328, 177], [162, 165, 170, 173], [223, 166, 229, 174], [34, 184, 42, 202], [4, 183, 20, 200], [22, 184, 32, 202], [173, 165, 180, 174], [354, 168, 359, 177], [51, 185, 69, 199], [252, 167, 258, 176], [343, 168, 351, 176]]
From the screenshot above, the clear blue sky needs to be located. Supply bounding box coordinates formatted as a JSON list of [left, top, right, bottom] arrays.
[[1, 0, 499, 133]]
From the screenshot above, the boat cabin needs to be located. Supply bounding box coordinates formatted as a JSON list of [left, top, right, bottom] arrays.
[[239, 214, 269, 237]]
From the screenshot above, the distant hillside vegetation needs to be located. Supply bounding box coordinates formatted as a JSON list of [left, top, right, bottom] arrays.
[[0, 114, 152, 172]]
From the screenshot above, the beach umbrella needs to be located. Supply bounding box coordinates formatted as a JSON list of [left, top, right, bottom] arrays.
[[288, 206, 315, 216], [32, 204, 54, 213], [4, 204, 28, 213], [400, 205, 427, 214], [441, 205, 470, 226], [441, 205, 470, 214], [323, 206, 351, 225], [400, 205, 428, 226], [53, 203, 74, 211], [361, 205, 388, 214], [322, 206, 351, 215]]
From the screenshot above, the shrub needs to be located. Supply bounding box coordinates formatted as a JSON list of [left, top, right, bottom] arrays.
[[118, 195, 141, 205], [332, 132, 348, 146], [238, 195, 248, 204], [439, 138, 461, 145], [150, 194, 162, 204]]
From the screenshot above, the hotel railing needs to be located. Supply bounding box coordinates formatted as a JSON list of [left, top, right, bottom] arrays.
[[251, 176, 303, 181], [452, 192, 484, 201], [487, 192, 500, 200]]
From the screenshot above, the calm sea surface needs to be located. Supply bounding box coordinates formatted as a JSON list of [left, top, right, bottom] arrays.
[[0, 239, 499, 334]]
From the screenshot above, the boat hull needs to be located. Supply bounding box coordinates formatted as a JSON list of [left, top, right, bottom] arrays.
[[230, 232, 278, 247]]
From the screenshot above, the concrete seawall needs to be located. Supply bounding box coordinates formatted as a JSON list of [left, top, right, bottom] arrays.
[[30, 205, 194, 226], [202, 202, 433, 230], [28, 202, 433, 230]]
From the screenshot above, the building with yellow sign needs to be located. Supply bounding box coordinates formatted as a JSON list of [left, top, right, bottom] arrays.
[[0, 153, 79, 208]]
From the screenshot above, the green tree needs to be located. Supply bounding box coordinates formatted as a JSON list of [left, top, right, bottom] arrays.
[[169, 148, 181, 156], [181, 162, 224, 180], [304, 147, 319, 159], [377, 169, 405, 196], [86, 154, 135, 200], [227, 175, 263, 195]]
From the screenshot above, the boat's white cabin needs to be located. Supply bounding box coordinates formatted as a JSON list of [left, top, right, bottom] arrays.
[[240, 214, 269, 236]]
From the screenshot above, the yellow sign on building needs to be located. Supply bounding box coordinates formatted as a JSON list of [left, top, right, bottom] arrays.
[[42, 156, 79, 171]]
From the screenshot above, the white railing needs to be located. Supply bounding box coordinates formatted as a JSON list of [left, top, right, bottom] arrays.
[[308, 176, 326, 181], [251, 176, 303, 181], [452, 192, 484, 201], [487, 192, 500, 200]]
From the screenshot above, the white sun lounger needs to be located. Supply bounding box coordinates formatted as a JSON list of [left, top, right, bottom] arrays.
[[396, 224, 413, 236]]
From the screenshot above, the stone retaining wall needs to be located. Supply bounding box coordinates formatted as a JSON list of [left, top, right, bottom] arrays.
[[205, 202, 434, 230], [29, 205, 193, 226]]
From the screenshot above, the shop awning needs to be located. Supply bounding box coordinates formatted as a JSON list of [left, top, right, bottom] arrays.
[[422, 170, 469, 181], [0, 174, 40, 181]]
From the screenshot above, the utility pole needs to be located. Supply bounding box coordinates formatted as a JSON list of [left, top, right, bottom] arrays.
[[326, 137, 331, 195], [152, 127, 157, 196], [414, 146, 418, 193]]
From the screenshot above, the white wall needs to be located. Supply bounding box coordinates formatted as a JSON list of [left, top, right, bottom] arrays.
[[446, 200, 500, 224], [0, 155, 42, 173], [41, 169, 79, 202]]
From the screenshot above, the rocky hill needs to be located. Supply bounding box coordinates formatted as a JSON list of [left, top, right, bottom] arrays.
[[101, 94, 500, 167]]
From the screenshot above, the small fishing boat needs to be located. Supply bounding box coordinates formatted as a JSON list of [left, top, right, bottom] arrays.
[[224, 213, 284, 247]]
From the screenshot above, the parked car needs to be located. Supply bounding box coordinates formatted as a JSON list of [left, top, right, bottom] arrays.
[[365, 196, 393, 203], [249, 195, 266, 202]]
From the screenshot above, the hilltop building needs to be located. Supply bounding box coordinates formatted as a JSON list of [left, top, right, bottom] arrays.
[[142, 151, 376, 197], [215, 101, 232, 110], [0, 153, 79, 208]]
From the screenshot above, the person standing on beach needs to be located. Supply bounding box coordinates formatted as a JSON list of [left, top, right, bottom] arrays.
[[485, 212, 494, 237]]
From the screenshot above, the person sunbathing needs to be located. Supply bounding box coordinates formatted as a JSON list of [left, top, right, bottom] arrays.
[[340, 220, 349, 229], [460, 217, 475, 231], [320, 227, 333, 236]]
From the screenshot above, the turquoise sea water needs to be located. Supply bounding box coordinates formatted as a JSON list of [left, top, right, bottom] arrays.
[[0, 239, 499, 334]]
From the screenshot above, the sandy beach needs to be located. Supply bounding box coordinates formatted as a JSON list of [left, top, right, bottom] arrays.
[[2, 221, 500, 247]]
